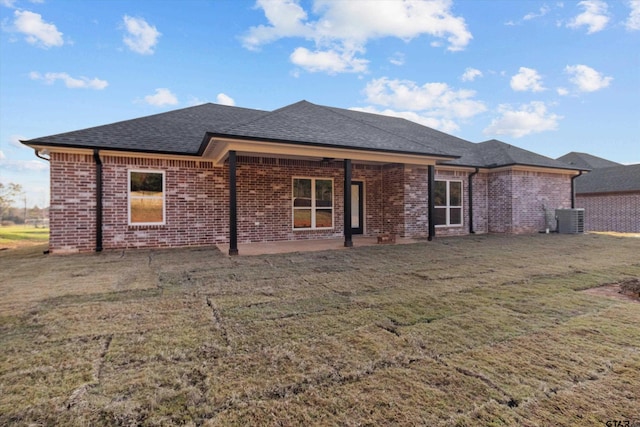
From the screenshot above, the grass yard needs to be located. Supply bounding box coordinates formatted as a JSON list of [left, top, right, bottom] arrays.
[[0, 225, 49, 249], [1, 234, 639, 426]]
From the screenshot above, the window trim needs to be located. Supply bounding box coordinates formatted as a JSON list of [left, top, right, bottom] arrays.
[[434, 179, 463, 227], [128, 169, 166, 226], [292, 177, 334, 230]]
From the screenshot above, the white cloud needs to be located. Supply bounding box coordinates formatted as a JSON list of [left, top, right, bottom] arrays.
[[12, 10, 63, 48], [216, 93, 235, 106], [389, 52, 405, 66], [9, 134, 27, 149], [242, 0, 472, 74], [122, 15, 160, 55], [0, 149, 5, 160], [143, 88, 178, 106], [524, 5, 551, 20], [29, 71, 108, 90], [1, 0, 17, 7], [351, 106, 460, 133], [483, 101, 561, 138], [510, 67, 545, 92], [0, 157, 49, 172], [556, 87, 569, 96], [626, 0, 640, 30], [359, 77, 486, 132], [290, 47, 368, 74], [461, 67, 482, 82], [565, 64, 612, 92], [567, 0, 609, 33]]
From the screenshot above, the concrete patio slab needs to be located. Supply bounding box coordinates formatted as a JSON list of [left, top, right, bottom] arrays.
[[216, 236, 421, 256]]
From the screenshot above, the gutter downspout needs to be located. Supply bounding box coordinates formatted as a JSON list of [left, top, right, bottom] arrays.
[[468, 168, 479, 234], [427, 165, 435, 241], [35, 149, 50, 162], [93, 149, 103, 252], [570, 171, 583, 209]]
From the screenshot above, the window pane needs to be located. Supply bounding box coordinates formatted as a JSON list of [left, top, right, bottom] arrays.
[[434, 181, 447, 206], [434, 207, 447, 225], [450, 208, 462, 225], [293, 179, 312, 207], [315, 180, 333, 207], [450, 182, 462, 206], [315, 209, 333, 228], [131, 198, 163, 223], [294, 209, 312, 228], [131, 172, 163, 193]]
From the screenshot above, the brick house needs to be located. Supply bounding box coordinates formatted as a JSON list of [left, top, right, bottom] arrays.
[[558, 153, 639, 233], [22, 101, 583, 254]]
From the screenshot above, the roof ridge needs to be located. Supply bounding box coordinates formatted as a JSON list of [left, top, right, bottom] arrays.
[[319, 103, 463, 156], [219, 100, 309, 133]]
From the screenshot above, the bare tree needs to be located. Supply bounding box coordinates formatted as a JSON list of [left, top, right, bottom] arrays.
[[0, 182, 23, 223]]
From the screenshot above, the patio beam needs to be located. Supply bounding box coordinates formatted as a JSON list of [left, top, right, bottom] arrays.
[[344, 158, 353, 247], [228, 150, 238, 256]]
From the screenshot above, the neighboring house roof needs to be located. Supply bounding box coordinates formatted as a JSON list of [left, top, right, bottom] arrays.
[[557, 152, 621, 170], [575, 164, 640, 194], [22, 100, 582, 171]]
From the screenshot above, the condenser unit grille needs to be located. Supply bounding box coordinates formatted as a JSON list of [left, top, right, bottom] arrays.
[[555, 208, 585, 234]]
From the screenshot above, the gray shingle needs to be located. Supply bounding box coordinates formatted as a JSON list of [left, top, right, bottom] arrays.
[[24, 103, 267, 155], [22, 100, 584, 171], [575, 164, 640, 193], [557, 152, 621, 170], [212, 100, 456, 157], [443, 139, 581, 170]]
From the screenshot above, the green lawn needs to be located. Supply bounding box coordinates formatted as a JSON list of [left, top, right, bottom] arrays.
[[0, 234, 639, 426], [0, 225, 49, 247]]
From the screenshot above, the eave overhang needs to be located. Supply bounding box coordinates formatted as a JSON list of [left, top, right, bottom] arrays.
[[204, 133, 458, 167]]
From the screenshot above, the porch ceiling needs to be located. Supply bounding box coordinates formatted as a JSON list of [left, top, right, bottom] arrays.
[[205, 136, 454, 167]]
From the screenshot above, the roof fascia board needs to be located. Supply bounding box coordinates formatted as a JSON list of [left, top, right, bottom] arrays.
[[433, 165, 478, 173], [488, 164, 583, 175], [577, 190, 640, 196], [208, 137, 448, 166], [30, 145, 208, 162], [21, 141, 200, 158]]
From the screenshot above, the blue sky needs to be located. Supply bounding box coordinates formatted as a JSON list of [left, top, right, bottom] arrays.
[[1, 0, 639, 207]]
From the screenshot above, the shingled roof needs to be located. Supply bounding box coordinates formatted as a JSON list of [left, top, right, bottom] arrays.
[[23, 103, 267, 155], [442, 139, 581, 171], [22, 100, 582, 171], [557, 152, 621, 170], [575, 164, 640, 194]]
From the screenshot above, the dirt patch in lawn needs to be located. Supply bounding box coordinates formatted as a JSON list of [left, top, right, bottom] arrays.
[[582, 278, 640, 303]]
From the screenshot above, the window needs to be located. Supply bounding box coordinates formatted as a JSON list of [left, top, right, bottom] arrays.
[[434, 180, 462, 226], [292, 178, 333, 229], [129, 170, 165, 225]]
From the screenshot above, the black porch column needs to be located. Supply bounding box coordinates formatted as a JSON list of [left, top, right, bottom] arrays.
[[228, 150, 239, 256], [343, 159, 353, 247], [427, 164, 436, 241]]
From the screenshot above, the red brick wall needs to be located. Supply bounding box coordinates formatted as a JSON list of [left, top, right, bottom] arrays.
[[49, 153, 97, 253], [101, 156, 225, 250], [488, 170, 572, 233], [471, 173, 489, 234], [576, 192, 640, 232], [382, 164, 405, 236], [48, 153, 575, 252]]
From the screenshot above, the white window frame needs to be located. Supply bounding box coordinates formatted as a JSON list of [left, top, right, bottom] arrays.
[[128, 169, 166, 226], [434, 179, 463, 227], [292, 177, 334, 230]]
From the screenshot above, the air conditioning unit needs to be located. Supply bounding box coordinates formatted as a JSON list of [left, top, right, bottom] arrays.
[[555, 208, 585, 234]]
